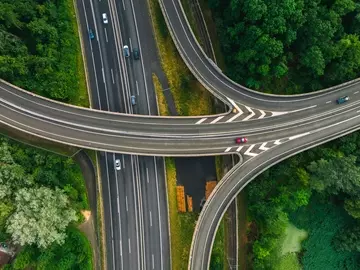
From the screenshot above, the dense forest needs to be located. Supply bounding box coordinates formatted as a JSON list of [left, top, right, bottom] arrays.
[[245, 132, 360, 269], [0, 0, 86, 105], [208, 0, 360, 94], [0, 136, 92, 269]]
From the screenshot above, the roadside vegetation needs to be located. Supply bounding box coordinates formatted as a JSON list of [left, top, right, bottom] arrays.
[[202, 0, 360, 269], [148, 0, 212, 116], [208, 0, 360, 94], [165, 158, 198, 269], [0, 136, 92, 269], [152, 74, 170, 116], [0, 0, 89, 106]]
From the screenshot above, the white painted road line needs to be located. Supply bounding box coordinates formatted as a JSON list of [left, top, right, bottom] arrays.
[[326, 101, 331, 104], [110, 69, 115, 84], [289, 132, 310, 140], [152, 254, 155, 269], [259, 110, 266, 119], [211, 116, 224, 124], [244, 145, 258, 157], [226, 97, 241, 113], [243, 106, 255, 121], [196, 118, 207, 124], [117, 197, 120, 214], [129, 38, 132, 52], [128, 238, 131, 254], [120, 240, 122, 256], [224, 147, 232, 153], [125, 196, 128, 212], [226, 111, 243, 122], [271, 111, 288, 116], [149, 211, 152, 227], [122, 155, 125, 169], [146, 167, 149, 183], [259, 142, 270, 151], [102, 68, 105, 83], [236, 146, 243, 152], [274, 139, 282, 145], [104, 28, 108, 43], [122, 0, 125, 10], [355, 91, 359, 94], [136, 80, 139, 96]]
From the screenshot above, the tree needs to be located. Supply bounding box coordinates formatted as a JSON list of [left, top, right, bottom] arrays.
[[6, 187, 77, 248], [344, 198, 360, 219], [307, 155, 360, 196], [334, 225, 360, 252]]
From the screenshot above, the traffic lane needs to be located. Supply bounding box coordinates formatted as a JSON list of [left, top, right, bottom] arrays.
[[77, 0, 106, 109], [3, 95, 360, 153], [151, 156, 171, 269], [3, 79, 360, 136], [159, 0, 360, 110], [138, 157, 163, 270], [3, 99, 360, 156], [98, 153, 117, 270], [189, 114, 360, 270], [124, 155, 142, 270]]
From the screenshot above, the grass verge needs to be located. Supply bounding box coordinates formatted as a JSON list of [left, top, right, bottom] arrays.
[[165, 158, 198, 269], [152, 74, 170, 116], [68, 0, 89, 107], [237, 191, 248, 270], [148, 0, 212, 116]]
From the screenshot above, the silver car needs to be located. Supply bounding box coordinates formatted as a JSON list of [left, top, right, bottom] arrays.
[[115, 159, 121, 170]]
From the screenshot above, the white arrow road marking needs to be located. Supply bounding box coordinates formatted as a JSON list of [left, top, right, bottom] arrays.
[[259, 110, 266, 119], [271, 111, 288, 116], [211, 116, 224, 124], [243, 106, 255, 121], [289, 132, 310, 140], [236, 146, 244, 152], [259, 142, 270, 151], [274, 139, 282, 145], [196, 118, 207, 124], [224, 147, 232, 152], [244, 145, 258, 157]]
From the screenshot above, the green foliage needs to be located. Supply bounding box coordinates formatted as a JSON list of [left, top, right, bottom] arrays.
[[334, 224, 360, 252], [0, 0, 86, 104], [11, 227, 93, 270], [209, 0, 360, 93], [210, 221, 224, 270], [291, 196, 359, 270], [6, 187, 78, 248]]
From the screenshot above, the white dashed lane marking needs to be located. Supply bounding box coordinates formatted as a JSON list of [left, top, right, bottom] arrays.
[[355, 91, 359, 94], [326, 101, 331, 104]]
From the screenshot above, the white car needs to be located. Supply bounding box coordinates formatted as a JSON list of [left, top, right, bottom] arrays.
[[102, 13, 108, 24], [115, 159, 121, 170]]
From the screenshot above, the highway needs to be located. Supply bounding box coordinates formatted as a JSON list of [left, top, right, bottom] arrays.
[[76, 0, 170, 269], [1, 0, 360, 269]]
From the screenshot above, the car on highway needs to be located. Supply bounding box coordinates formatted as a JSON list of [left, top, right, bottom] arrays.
[[235, 137, 248, 144], [133, 48, 140, 60], [336, 96, 349, 104], [89, 28, 95, 39], [102, 13, 108, 24], [123, 45, 130, 57], [131, 95, 136, 105], [115, 159, 121, 170]]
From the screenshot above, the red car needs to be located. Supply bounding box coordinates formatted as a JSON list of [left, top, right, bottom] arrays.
[[235, 137, 248, 144]]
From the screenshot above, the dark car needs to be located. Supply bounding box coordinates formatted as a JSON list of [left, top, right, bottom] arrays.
[[89, 28, 95, 39], [336, 96, 349, 104], [133, 48, 140, 60], [235, 137, 248, 144], [123, 45, 130, 58]]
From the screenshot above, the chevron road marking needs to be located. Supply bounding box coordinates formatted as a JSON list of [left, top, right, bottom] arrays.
[[289, 132, 310, 140], [274, 139, 282, 145], [226, 97, 241, 113], [259, 142, 270, 151], [244, 144, 258, 157], [259, 110, 266, 119], [236, 146, 244, 152], [226, 111, 244, 122], [242, 106, 255, 121], [211, 116, 224, 124], [224, 147, 232, 152], [196, 118, 207, 124]]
